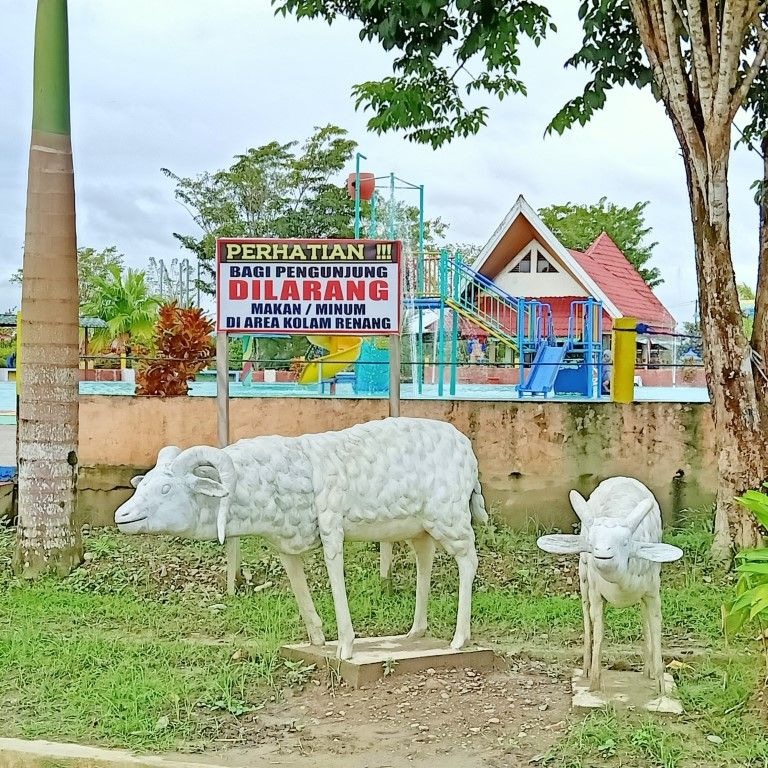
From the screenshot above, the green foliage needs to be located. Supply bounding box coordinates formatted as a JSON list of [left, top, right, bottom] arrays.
[[724, 486, 768, 637], [11, 246, 125, 309], [539, 198, 662, 287], [273, 0, 553, 148], [81, 264, 161, 351], [163, 125, 357, 293]]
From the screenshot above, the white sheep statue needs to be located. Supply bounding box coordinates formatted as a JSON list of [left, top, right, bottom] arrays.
[[115, 417, 487, 660], [537, 477, 682, 693]]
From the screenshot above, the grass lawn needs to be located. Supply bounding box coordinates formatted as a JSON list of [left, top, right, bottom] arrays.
[[0, 508, 766, 766]]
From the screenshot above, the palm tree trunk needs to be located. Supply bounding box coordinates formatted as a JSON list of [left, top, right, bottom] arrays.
[[13, 0, 82, 577]]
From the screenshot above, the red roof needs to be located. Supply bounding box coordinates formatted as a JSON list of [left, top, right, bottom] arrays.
[[569, 234, 675, 330]]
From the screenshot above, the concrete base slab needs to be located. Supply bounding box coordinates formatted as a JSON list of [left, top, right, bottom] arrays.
[[571, 669, 683, 715], [0, 737, 229, 768], [281, 635, 496, 688]]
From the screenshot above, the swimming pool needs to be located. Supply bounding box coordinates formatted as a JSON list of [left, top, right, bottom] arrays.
[[0, 378, 709, 418]]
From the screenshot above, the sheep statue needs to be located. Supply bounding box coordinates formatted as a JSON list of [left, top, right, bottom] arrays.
[[537, 477, 682, 695], [115, 417, 487, 660]]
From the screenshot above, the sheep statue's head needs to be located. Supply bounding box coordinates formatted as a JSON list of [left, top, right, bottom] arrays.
[[537, 488, 683, 577], [115, 445, 237, 543]]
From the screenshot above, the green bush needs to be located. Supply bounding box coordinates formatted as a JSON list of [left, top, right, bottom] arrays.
[[724, 484, 768, 636]]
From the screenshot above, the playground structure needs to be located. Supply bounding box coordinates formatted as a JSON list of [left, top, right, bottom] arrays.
[[233, 153, 606, 399]]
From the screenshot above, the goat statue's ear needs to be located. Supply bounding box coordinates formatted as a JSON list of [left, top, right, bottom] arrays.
[[537, 534, 586, 555], [187, 476, 229, 498], [635, 542, 684, 562], [130, 475, 145, 489]]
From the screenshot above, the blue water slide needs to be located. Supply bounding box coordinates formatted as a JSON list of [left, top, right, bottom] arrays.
[[518, 342, 569, 396]]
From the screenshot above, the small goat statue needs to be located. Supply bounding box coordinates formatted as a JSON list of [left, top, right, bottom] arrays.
[[537, 477, 683, 693], [114, 417, 487, 660]]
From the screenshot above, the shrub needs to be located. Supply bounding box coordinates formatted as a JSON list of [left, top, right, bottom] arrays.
[[135, 304, 214, 396], [724, 485, 768, 638]]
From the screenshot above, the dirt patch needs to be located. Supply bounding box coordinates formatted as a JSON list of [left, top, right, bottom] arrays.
[[180, 659, 570, 767]]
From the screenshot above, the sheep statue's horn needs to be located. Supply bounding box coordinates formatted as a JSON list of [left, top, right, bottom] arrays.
[[171, 446, 237, 544], [157, 446, 182, 466], [569, 490, 591, 526], [627, 497, 655, 533]]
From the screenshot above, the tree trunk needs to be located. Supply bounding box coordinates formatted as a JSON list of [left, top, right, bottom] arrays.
[[682, 144, 765, 557], [752, 135, 768, 431], [13, 0, 82, 578]]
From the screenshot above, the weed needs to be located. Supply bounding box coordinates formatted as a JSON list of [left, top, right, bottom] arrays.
[[383, 657, 398, 677], [283, 659, 316, 687]]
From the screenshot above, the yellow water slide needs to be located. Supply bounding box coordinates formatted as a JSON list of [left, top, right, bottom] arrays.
[[297, 335, 363, 385]]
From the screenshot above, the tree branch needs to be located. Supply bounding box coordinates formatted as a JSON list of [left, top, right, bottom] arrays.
[[713, 0, 758, 126], [686, 0, 716, 116], [729, 16, 768, 122]]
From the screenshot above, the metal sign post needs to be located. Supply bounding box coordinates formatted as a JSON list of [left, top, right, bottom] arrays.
[[215, 237, 402, 594], [217, 331, 240, 595]]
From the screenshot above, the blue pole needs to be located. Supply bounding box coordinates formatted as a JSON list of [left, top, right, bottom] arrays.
[[417, 184, 425, 394], [437, 249, 447, 397], [354, 151, 366, 239], [450, 252, 460, 396], [517, 298, 524, 393], [369, 193, 377, 238]]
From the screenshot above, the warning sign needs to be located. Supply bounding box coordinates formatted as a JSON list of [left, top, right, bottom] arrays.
[[216, 239, 401, 335]]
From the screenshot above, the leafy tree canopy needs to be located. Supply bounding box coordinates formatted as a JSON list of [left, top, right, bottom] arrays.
[[81, 264, 161, 351], [163, 125, 358, 293], [538, 198, 662, 287], [11, 246, 125, 308]]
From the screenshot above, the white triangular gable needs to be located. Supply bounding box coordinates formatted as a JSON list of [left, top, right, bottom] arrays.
[[470, 195, 622, 319]]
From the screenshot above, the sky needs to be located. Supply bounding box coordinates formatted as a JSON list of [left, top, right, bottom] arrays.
[[0, 0, 763, 324]]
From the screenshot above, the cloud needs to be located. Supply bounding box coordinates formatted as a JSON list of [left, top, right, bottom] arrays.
[[0, 0, 762, 323]]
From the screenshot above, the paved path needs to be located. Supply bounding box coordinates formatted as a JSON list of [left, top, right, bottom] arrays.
[[0, 425, 15, 466]]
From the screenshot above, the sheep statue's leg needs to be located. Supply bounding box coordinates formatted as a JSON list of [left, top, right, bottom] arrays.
[[406, 534, 435, 640], [379, 541, 394, 584], [450, 547, 478, 650], [279, 552, 325, 647], [645, 593, 665, 694], [640, 597, 653, 679], [321, 538, 356, 660], [578, 555, 592, 678], [588, 583, 605, 692]]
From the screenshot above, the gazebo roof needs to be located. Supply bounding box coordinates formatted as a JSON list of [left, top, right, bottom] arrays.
[[0, 314, 108, 329]]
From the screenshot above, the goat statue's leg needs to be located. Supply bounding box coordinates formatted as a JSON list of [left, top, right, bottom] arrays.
[[579, 555, 592, 679], [587, 581, 605, 692], [321, 532, 356, 660], [645, 592, 665, 694], [450, 545, 478, 650], [406, 534, 436, 640], [279, 552, 325, 647]]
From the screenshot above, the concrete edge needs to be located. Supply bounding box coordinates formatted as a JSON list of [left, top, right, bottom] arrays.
[[0, 738, 230, 768]]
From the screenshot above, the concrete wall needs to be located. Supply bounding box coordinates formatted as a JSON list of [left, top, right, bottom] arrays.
[[77, 396, 716, 528]]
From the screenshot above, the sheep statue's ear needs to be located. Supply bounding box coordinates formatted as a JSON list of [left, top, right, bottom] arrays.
[[634, 542, 684, 562], [537, 534, 586, 555], [130, 475, 145, 489], [569, 490, 591, 525]]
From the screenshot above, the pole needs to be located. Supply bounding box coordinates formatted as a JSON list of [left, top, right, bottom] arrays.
[[380, 331, 400, 585], [611, 317, 637, 403], [417, 185, 425, 395], [388, 172, 396, 239], [218, 331, 239, 595], [354, 151, 366, 239], [196, 260, 201, 308], [672, 328, 677, 387]]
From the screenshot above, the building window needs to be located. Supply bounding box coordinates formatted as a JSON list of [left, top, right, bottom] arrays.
[[510, 254, 531, 273], [537, 252, 557, 273]]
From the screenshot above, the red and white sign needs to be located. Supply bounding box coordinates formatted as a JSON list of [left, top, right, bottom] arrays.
[[216, 239, 401, 335]]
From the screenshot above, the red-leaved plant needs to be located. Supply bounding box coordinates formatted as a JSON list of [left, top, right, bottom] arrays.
[[136, 303, 215, 397]]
